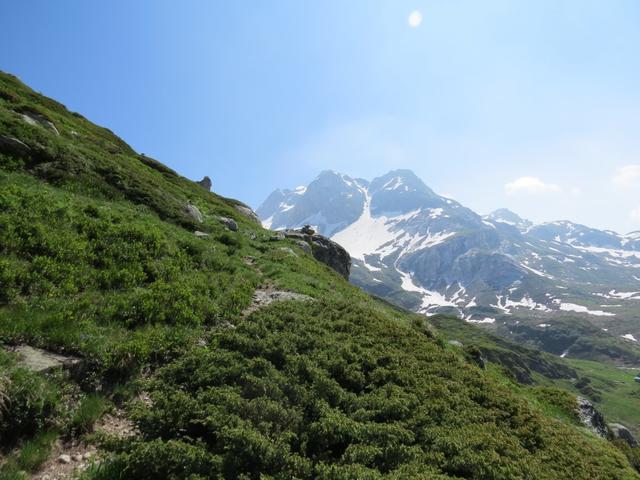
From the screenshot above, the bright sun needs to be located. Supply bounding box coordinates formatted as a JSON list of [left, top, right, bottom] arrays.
[[408, 10, 423, 28]]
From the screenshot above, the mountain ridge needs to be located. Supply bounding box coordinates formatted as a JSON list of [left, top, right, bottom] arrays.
[[259, 169, 640, 359]]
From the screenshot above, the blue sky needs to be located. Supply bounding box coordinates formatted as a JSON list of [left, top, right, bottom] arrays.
[[2, 1, 640, 232]]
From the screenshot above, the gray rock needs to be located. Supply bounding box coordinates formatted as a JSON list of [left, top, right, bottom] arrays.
[[448, 340, 464, 347], [196, 176, 212, 191], [194, 231, 209, 238], [609, 423, 638, 447], [10, 345, 82, 374], [0, 135, 30, 156], [19, 111, 60, 135], [72, 454, 83, 462], [283, 229, 351, 279], [58, 454, 72, 464], [279, 247, 297, 256], [269, 232, 285, 241], [294, 240, 312, 255], [184, 203, 203, 223], [218, 216, 238, 232], [576, 396, 608, 438], [234, 203, 261, 225], [634, 376, 640, 383], [243, 288, 312, 316]]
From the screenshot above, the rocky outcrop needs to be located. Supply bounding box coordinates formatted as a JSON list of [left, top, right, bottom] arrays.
[[17, 108, 60, 135], [234, 203, 261, 225], [293, 240, 312, 256], [576, 396, 608, 438], [8, 345, 82, 375], [218, 216, 238, 232], [184, 202, 203, 223], [197, 176, 212, 191], [283, 229, 351, 279], [609, 423, 638, 447], [243, 286, 312, 317], [0, 134, 30, 156]]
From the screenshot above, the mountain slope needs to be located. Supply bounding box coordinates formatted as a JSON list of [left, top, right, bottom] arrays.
[[259, 170, 640, 364], [1, 71, 639, 479]]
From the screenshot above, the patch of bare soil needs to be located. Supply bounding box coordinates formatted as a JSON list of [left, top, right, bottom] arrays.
[[32, 410, 135, 480]]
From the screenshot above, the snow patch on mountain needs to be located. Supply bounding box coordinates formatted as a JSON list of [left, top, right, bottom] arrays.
[[397, 268, 457, 313], [331, 191, 396, 261], [553, 300, 616, 317]]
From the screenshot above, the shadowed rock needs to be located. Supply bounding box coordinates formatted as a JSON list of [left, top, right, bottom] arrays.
[[196, 176, 212, 191], [0, 135, 30, 156], [283, 229, 351, 279], [609, 423, 638, 447], [218, 216, 238, 231], [576, 396, 608, 438]]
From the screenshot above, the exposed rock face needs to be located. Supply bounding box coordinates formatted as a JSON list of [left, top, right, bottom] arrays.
[[0, 134, 30, 156], [184, 203, 203, 223], [609, 423, 638, 447], [197, 176, 212, 191], [18, 109, 59, 135], [234, 203, 261, 225], [243, 287, 312, 317], [218, 216, 238, 232], [283, 229, 351, 279], [293, 240, 312, 256], [9, 345, 82, 374], [576, 396, 608, 438]]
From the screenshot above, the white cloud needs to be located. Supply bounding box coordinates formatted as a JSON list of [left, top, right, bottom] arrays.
[[631, 207, 640, 222], [505, 176, 561, 195], [612, 165, 640, 188]]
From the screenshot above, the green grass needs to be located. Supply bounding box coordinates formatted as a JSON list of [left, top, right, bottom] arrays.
[[559, 359, 640, 436], [71, 394, 108, 435], [0, 429, 58, 478]]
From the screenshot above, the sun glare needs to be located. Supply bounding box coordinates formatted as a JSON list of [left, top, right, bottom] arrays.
[[408, 10, 423, 28]]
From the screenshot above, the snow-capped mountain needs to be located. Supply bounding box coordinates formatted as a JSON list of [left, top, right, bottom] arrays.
[[258, 170, 640, 343]]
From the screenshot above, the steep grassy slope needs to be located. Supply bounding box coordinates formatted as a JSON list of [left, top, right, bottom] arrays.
[[430, 315, 640, 437], [0, 71, 638, 479]]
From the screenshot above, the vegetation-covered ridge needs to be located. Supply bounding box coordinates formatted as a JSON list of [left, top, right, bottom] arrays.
[[0, 70, 638, 479]]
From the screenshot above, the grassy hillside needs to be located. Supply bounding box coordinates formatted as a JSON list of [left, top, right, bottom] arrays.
[[430, 315, 640, 437], [0, 71, 639, 479]]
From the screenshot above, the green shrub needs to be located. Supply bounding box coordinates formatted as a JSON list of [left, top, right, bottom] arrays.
[[0, 355, 60, 446], [70, 394, 107, 434]]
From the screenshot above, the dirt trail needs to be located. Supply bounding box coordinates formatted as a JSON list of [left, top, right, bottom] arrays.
[[32, 411, 135, 480]]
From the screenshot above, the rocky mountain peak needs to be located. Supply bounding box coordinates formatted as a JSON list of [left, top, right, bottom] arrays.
[[486, 208, 533, 231]]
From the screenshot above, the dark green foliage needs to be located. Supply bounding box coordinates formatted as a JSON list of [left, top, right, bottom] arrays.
[[95, 300, 635, 479]]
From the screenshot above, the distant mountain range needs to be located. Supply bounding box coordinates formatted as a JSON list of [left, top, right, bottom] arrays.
[[258, 169, 640, 354]]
